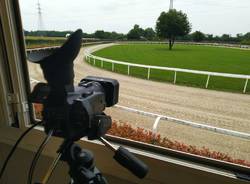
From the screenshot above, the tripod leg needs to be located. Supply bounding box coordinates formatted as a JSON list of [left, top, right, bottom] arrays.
[[40, 153, 62, 184], [68, 178, 74, 184], [99, 176, 108, 184]]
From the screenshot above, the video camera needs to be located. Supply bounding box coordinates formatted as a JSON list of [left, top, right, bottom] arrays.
[[29, 29, 119, 141]]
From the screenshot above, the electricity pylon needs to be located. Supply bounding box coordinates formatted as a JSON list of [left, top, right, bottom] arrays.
[[37, 0, 44, 31], [169, 0, 174, 10]]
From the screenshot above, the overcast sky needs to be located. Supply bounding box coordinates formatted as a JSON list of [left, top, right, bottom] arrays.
[[20, 0, 250, 36]]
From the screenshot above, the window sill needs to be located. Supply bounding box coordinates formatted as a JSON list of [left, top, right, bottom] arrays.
[[0, 125, 249, 184]]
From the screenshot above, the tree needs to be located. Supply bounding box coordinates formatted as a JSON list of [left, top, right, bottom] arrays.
[[243, 32, 250, 40], [94, 30, 106, 39], [127, 24, 144, 40], [143, 28, 156, 40], [221, 34, 230, 41], [192, 31, 205, 42], [241, 32, 250, 45], [206, 34, 213, 41], [156, 9, 191, 50]]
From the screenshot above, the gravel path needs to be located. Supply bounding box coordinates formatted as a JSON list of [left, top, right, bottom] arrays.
[[28, 44, 250, 161]]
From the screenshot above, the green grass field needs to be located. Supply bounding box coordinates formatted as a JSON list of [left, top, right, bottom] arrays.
[[25, 36, 66, 49], [91, 44, 250, 93]]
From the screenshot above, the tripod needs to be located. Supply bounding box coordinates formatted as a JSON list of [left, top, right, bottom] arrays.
[[36, 135, 148, 184], [37, 139, 108, 184]]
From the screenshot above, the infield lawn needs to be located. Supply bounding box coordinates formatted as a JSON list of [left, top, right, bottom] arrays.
[[91, 44, 250, 93]]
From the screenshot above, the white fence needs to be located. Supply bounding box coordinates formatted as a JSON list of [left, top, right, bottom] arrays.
[[85, 53, 250, 93], [117, 41, 250, 49], [27, 46, 60, 53], [26, 42, 112, 53]]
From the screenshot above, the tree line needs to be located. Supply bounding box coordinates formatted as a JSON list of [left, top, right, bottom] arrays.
[[25, 29, 250, 44], [181, 31, 250, 45], [24, 30, 126, 40], [24, 9, 250, 49]]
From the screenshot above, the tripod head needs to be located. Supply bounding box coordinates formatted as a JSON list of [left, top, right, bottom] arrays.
[[59, 140, 108, 184]]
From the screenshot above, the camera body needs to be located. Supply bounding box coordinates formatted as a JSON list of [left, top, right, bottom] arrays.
[[41, 76, 119, 141]]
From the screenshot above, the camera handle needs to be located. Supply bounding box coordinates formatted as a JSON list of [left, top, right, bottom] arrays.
[[36, 137, 148, 184]]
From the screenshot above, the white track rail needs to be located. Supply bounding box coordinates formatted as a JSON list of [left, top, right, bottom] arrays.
[[27, 46, 60, 53], [114, 105, 250, 140], [117, 41, 250, 49], [30, 76, 250, 140], [85, 51, 250, 93]]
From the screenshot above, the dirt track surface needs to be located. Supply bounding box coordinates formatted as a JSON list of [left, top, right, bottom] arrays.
[[28, 44, 250, 161]]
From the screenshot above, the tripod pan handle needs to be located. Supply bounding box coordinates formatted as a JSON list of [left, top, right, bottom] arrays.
[[113, 146, 149, 179]]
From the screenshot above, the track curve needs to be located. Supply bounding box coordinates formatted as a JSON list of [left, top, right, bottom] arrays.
[[28, 44, 250, 161]]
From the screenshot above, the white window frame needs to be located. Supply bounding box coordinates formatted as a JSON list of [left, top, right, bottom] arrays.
[[0, 0, 249, 183], [0, 0, 30, 129]]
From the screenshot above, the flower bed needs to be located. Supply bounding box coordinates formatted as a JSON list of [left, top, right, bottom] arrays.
[[108, 121, 250, 168]]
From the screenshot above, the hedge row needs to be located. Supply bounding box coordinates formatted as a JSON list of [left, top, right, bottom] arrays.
[[25, 37, 66, 49]]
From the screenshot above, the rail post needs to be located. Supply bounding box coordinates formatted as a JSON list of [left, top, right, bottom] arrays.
[[174, 71, 177, 84], [128, 65, 130, 75], [101, 60, 103, 68], [93, 58, 96, 66], [112, 63, 114, 71], [147, 68, 151, 80], [243, 79, 249, 93], [152, 116, 162, 134], [206, 75, 211, 89]]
